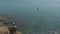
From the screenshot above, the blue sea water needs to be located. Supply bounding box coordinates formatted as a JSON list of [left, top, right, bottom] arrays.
[[0, 0, 60, 34]]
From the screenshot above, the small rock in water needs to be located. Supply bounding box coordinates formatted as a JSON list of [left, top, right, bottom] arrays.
[[37, 8, 39, 10]]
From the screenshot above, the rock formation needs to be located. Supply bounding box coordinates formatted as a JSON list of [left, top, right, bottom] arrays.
[[0, 15, 22, 34]]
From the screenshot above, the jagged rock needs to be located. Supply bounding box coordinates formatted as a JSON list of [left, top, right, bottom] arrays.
[[0, 15, 22, 34], [0, 30, 21, 34], [0, 25, 21, 34]]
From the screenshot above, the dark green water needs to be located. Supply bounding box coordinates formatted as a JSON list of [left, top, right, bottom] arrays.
[[0, 0, 60, 34]]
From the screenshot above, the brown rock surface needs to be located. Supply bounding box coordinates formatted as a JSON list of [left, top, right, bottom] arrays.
[[0, 27, 21, 34], [0, 30, 21, 34], [0, 15, 22, 34]]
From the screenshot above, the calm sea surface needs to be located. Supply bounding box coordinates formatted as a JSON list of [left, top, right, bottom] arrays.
[[0, 0, 60, 34]]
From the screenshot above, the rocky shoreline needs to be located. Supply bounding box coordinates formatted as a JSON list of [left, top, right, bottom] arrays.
[[0, 15, 22, 34]]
